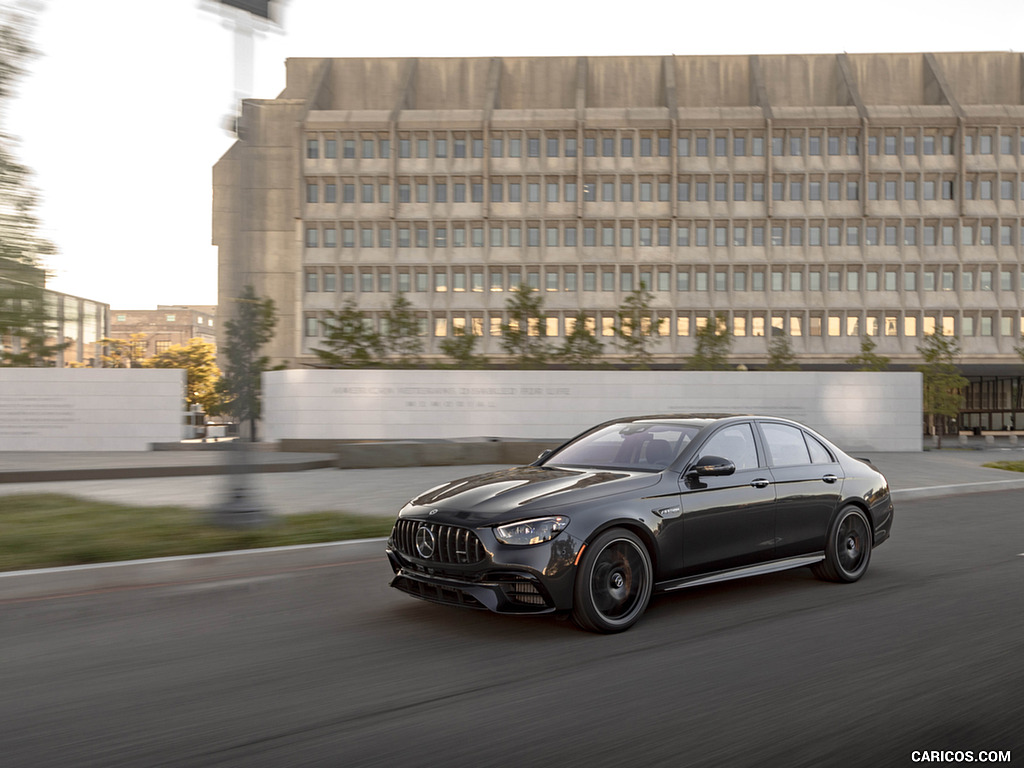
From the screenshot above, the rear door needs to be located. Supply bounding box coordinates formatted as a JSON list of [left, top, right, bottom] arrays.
[[758, 421, 844, 558]]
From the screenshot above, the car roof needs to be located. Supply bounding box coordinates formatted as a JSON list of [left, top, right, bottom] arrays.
[[616, 413, 752, 425]]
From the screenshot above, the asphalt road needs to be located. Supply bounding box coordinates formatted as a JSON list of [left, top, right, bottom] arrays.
[[2, 491, 1022, 768]]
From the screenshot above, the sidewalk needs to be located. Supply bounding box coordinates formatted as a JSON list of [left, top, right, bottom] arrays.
[[0, 450, 337, 484], [2, 448, 1024, 516]]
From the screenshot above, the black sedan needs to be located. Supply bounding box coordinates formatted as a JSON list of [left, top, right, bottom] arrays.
[[386, 414, 894, 633]]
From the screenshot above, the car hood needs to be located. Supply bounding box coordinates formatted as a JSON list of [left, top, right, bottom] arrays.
[[406, 465, 661, 520]]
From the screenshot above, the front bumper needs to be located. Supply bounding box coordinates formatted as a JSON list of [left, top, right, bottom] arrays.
[[386, 540, 577, 614]]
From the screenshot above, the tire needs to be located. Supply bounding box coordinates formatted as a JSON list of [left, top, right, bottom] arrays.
[[812, 505, 872, 583], [572, 528, 653, 633]]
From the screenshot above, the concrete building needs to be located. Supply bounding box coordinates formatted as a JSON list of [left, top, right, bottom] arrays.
[[212, 53, 1024, 428], [108, 305, 217, 357], [1, 258, 109, 367]]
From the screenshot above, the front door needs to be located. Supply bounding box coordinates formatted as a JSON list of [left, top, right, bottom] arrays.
[[679, 422, 777, 575]]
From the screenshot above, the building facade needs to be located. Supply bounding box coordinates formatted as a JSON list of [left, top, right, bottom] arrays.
[[2, 258, 110, 367], [213, 54, 1024, 427], [108, 305, 217, 358]]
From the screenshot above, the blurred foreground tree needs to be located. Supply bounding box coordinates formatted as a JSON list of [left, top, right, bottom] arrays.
[[313, 300, 383, 368], [916, 333, 968, 448], [765, 331, 800, 370], [846, 336, 890, 371], [99, 333, 148, 368], [380, 292, 422, 367], [500, 285, 549, 368], [217, 286, 277, 439], [557, 312, 604, 369], [439, 327, 487, 368], [146, 338, 222, 412], [614, 284, 658, 370], [687, 312, 733, 370], [0, 9, 63, 365]]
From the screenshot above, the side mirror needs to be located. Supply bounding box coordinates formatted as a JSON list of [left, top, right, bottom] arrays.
[[687, 455, 736, 478]]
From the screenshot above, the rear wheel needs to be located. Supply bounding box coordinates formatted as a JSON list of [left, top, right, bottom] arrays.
[[812, 505, 872, 583], [572, 528, 653, 633]]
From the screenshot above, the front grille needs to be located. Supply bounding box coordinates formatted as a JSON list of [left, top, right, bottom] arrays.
[[392, 519, 486, 565], [391, 576, 486, 609]]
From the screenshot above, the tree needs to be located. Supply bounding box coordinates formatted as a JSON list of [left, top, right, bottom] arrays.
[[99, 333, 148, 368], [846, 336, 890, 371], [0, 10, 62, 366], [146, 338, 222, 412], [218, 285, 277, 439], [313, 300, 383, 368], [916, 333, 968, 448], [381, 292, 422, 367], [765, 331, 800, 370], [439, 327, 488, 369], [614, 284, 658, 369], [687, 312, 733, 370], [557, 312, 604, 369], [500, 285, 549, 368]]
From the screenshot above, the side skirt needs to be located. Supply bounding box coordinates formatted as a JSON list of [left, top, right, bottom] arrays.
[[655, 553, 825, 593]]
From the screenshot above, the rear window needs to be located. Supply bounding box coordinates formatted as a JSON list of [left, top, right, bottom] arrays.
[[761, 423, 812, 467]]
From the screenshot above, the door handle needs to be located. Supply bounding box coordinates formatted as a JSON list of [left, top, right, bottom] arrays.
[[822, 474, 839, 484], [750, 478, 771, 489]]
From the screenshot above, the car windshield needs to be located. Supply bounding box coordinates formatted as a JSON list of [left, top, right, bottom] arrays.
[[544, 423, 700, 471]]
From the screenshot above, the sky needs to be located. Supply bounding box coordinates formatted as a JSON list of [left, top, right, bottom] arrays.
[[6, 0, 1024, 310]]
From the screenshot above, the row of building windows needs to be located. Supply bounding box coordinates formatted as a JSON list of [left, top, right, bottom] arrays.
[[303, 264, 1024, 295], [303, 310, 1024, 340], [305, 129, 1024, 161], [304, 219, 1024, 249], [305, 174, 1024, 206]]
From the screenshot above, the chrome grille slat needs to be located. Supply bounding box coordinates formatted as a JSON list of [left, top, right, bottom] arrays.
[[394, 519, 484, 565]]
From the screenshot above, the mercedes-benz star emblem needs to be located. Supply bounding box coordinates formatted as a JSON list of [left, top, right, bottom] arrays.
[[415, 524, 436, 558]]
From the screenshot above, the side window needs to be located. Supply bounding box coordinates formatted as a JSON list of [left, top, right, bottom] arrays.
[[700, 424, 759, 471], [761, 423, 812, 467], [806, 434, 835, 464]]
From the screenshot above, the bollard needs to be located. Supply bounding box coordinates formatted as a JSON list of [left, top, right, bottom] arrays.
[[985, 434, 995, 446], [1010, 434, 1019, 446], [958, 434, 969, 447]]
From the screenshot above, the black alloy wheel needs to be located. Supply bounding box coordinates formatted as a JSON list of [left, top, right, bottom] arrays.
[[572, 528, 653, 633], [812, 505, 873, 583]]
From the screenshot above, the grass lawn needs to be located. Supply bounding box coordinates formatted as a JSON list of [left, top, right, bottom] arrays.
[[982, 460, 1024, 474], [0, 494, 394, 573]]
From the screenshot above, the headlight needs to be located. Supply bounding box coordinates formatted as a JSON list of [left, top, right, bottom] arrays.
[[493, 516, 570, 546]]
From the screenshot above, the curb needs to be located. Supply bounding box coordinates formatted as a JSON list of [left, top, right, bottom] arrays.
[[891, 476, 1024, 501], [0, 457, 337, 485], [0, 538, 387, 602]]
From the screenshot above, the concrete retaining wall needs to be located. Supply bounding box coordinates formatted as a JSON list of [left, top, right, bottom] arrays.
[[264, 370, 922, 452], [0, 369, 185, 451]]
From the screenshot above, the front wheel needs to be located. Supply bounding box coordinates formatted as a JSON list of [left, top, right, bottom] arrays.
[[812, 505, 872, 583], [572, 528, 653, 633]]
